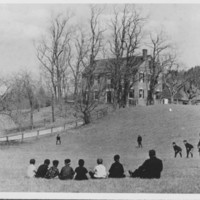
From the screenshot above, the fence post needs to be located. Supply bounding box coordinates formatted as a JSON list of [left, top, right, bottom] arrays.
[[6, 136, 8, 144], [51, 127, 53, 134], [37, 130, 39, 138], [21, 133, 24, 143]]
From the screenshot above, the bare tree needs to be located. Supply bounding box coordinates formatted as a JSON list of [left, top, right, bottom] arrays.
[[36, 13, 72, 121], [108, 5, 145, 108], [147, 31, 172, 105], [163, 55, 186, 103], [68, 27, 89, 101], [75, 5, 105, 124]]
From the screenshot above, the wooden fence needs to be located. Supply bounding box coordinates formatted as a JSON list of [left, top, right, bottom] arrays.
[[0, 120, 83, 144], [0, 107, 109, 144]]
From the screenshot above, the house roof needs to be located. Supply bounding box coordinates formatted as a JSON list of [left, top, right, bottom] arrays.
[[83, 55, 151, 76]]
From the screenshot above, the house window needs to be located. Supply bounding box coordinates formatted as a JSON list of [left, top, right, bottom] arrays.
[[139, 89, 144, 98], [129, 89, 134, 98], [97, 75, 101, 84], [139, 72, 144, 82], [94, 91, 99, 100]]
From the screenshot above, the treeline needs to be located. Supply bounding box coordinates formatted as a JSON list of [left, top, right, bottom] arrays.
[[163, 65, 200, 104], [1, 4, 200, 128]]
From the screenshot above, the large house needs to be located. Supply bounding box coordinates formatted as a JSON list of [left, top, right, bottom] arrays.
[[83, 49, 163, 106]]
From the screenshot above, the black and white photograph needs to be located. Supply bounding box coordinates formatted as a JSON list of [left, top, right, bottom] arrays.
[[1, 1, 200, 199]]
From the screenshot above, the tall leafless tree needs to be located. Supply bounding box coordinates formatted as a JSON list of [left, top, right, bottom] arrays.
[[75, 5, 105, 124], [163, 55, 186, 103], [108, 5, 145, 108], [36, 13, 72, 121], [147, 31, 172, 105]]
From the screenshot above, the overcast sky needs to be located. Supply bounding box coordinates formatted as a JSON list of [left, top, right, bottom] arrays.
[[0, 3, 200, 76]]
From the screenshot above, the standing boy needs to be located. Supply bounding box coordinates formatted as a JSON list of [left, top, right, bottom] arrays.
[[56, 134, 61, 145], [137, 135, 142, 148], [172, 142, 182, 158], [183, 140, 194, 158]]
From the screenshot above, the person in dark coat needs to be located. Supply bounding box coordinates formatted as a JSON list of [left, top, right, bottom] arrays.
[[35, 159, 50, 178], [137, 135, 142, 148], [129, 149, 163, 179], [197, 140, 200, 156], [74, 159, 88, 180], [108, 155, 125, 178], [56, 134, 61, 145], [183, 140, 194, 158], [172, 142, 182, 158], [59, 159, 75, 180]]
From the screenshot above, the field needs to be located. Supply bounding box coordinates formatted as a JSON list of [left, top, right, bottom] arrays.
[[1, 104, 200, 193]]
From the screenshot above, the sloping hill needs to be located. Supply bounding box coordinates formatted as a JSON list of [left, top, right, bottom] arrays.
[[1, 104, 200, 193]]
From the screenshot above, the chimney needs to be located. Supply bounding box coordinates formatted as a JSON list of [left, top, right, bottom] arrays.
[[142, 49, 147, 60]]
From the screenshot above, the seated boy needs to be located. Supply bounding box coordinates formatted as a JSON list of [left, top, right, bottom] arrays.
[[59, 159, 75, 180], [27, 159, 37, 178], [45, 160, 59, 179], [74, 159, 88, 180], [89, 158, 107, 179], [108, 155, 125, 178], [35, 159, 50, 178]]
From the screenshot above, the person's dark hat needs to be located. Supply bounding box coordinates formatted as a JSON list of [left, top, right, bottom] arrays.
[[65, 159, 71, 165], [149, 149, 156, 157], [97, 158, 103, 164], [30, 159, 35, 164], [114, 154, 120, 161], [183, 140, 187, 143], [44, 159, 50, 165], [172, 142, 176, 145], [53, 160, 59, 166]]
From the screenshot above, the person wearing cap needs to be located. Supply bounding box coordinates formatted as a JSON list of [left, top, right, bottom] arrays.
[[89, 158, 107, 179], [172, 142, 182, 158], [183, 140, 194, 158], [35, 159, 50, 178], [129, 150, 163, 179], [59, 159, 75, 180], [108, 155, 125, 178]]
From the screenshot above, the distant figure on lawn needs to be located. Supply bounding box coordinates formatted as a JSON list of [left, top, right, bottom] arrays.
[[59, 159, 75, 180], [74, 159, 88, 180], [172, 142, 182, 158], [137, 135, 142, 148], [35, 159, 50, 178], [197, 140, 200, 156], [183, 140, 194, 158], [129, 149, 163, 179], [108, 155, 125, 178], [45, 160, 60, 179], [89, 158, 107, 179], [27, 159, 37, 178], [56, 134, 61, 145]]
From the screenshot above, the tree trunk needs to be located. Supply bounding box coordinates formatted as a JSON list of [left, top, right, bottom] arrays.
[[51, 94, 55, 122], [30, 107, 34, 129], [170, 96, 174, 104], [83, 110, 91, 124]]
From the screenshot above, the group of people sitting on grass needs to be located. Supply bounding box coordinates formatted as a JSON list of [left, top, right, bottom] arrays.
[[172, 139, 200, 158], [27, 149, 163, 180]]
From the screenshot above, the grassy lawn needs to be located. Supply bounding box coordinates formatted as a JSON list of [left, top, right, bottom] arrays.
[[1, 104, 200, 193]]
